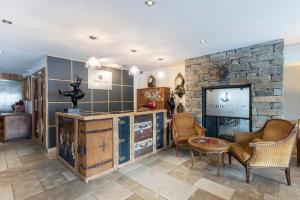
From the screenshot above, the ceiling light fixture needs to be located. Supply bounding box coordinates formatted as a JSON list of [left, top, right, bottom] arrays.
[[129, 65, 140, 76], [145, 0, 155, 7], [86, 57, 101, 69], [131, 49, 137, 53], [158, 58, 164, 61], [0, 50, 3, 54], [200, 40, 207, 43], [2, 19, 12, 24], [89, 35, 97, 40]]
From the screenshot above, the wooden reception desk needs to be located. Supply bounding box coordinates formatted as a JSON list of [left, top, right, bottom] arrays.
[[55, 110, 169, 182]]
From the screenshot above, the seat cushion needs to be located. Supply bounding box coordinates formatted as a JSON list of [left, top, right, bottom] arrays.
[[230, 143, 253, 163], [175, 134, 197, 145], [251, 138, 264, 143], [263, 120, 293, 142]]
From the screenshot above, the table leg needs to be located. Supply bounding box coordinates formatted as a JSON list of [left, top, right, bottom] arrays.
[[190, 147, 194, 169], [222, 153, 225, 167], [217, 153, 222, 177], [199, 152, 202, 159]]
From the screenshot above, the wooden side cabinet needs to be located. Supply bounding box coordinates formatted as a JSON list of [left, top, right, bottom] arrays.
[[137, 87, 170, 110], [0, 113, 32, 141]]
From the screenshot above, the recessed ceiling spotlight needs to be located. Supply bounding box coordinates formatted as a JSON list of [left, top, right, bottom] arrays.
[[200, 40, 207, 43], [158, 58, 164, 61], [131, 49, 137, 53], [0, 50, 3, 54], [145, 0, 155, 7], [2, 19, 12, 24], [89, 35, 97, 40]]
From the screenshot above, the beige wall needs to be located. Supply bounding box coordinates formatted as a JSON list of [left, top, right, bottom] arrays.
[[284, 65, 300, 120], [134, 64, 185, 109]]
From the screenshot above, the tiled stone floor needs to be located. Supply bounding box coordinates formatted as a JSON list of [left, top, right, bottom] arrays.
[[0, 140, 300, 200]]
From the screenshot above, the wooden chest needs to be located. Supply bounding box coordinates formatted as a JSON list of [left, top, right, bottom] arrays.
[[78, 119, 113, 177], [134, 114, 153, 158], [0, 113, 32, 141], [137, 87, 170, 110]]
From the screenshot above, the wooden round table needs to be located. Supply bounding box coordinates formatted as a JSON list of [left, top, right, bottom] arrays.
[[188, 136, 230, 176]]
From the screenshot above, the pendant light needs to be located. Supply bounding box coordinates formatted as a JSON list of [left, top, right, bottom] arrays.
[[85, 57, 101, 69], [128, 49, 140, 76], [85, 35, 101, 69]]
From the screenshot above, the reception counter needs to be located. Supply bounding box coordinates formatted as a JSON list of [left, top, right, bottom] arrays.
[[55, 110, 169, 182]]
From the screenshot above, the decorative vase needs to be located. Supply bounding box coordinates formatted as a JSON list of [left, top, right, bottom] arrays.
[[147, 101, 156, 109]]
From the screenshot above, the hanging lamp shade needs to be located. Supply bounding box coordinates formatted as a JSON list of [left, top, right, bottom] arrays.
[[86, 57, 101, 69], [128, 65, 140, 76]]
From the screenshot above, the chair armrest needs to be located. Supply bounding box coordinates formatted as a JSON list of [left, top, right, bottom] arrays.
[[234, 131, 263, 145], [195, 124, 205, 136], [248, 133, 297, 167]]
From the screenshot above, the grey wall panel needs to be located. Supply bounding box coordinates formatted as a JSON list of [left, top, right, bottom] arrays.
[[123, 102, 134, 111], [110, 68, 121, 85], [109, 102, 122, 112], [109, 85, 121, 101], [48, 103, 72, 126], [93, 89, 108, 102], [48, 127, 56, 148], [122, 70, 134, 86], [47, 56, 71, 80], [123, 86, 134, 101], [48, 80, 71, 102], [78, 102, 92, 111], [72, 61, 88, 82], [93, 103, 109, 113]]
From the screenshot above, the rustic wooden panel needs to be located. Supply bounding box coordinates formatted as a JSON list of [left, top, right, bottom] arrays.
[[134, 114, 153, 158], [57, 116, 75, 168], [137, 87, 170, 110], [118, 116, 130, 164], [156, 112, 164, 149], [78, 119, 113, 177]]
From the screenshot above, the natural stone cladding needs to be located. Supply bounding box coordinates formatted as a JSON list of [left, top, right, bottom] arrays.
[[185, 39, 284, 130]]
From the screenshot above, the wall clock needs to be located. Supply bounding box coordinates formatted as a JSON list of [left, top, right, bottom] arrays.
[[174, 73, 185, 98], [148, 75, 156, 87]]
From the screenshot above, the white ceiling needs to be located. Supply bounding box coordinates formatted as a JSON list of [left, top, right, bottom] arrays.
[[1, 0, 300, 74]]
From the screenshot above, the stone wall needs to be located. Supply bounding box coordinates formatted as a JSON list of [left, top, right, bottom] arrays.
[[185, 39, 284, 130]]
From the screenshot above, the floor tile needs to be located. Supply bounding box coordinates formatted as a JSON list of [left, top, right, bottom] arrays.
[[127, 165, 197, 200], [118, 162, 143, 175], [195, 178, 235, 200], [125, 194, 144, 200], [168, 159, 206, 185], [146, 159, 176, 173], [93, 181, 133, 200], [12, 172, 44, 200], [0, 184, 14, 200], [188, 188, 225, 200], [131, 185, 167, 200], [117, 176, 139, 190], [75, 193, 98, 200], [263, 194, 281, 200]]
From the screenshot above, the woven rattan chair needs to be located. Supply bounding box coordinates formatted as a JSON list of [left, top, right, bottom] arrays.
[[172, 112, 205, 155], [229, 119, 297, 185]]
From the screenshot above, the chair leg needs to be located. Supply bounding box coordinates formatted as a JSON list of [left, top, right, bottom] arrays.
[[285, 167, 291, 185], [228, 153, 232, 165], [175, 145, 178, 157], [245, 166, 251, 184]]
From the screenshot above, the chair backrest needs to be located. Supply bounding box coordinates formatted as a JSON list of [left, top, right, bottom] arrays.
[[262, 119, 294, 142], [173, 112, 196, 134]]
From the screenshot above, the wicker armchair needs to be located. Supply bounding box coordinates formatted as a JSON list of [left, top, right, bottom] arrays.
[[172, 112, 205, 154], [230, 119, 297, 185]]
